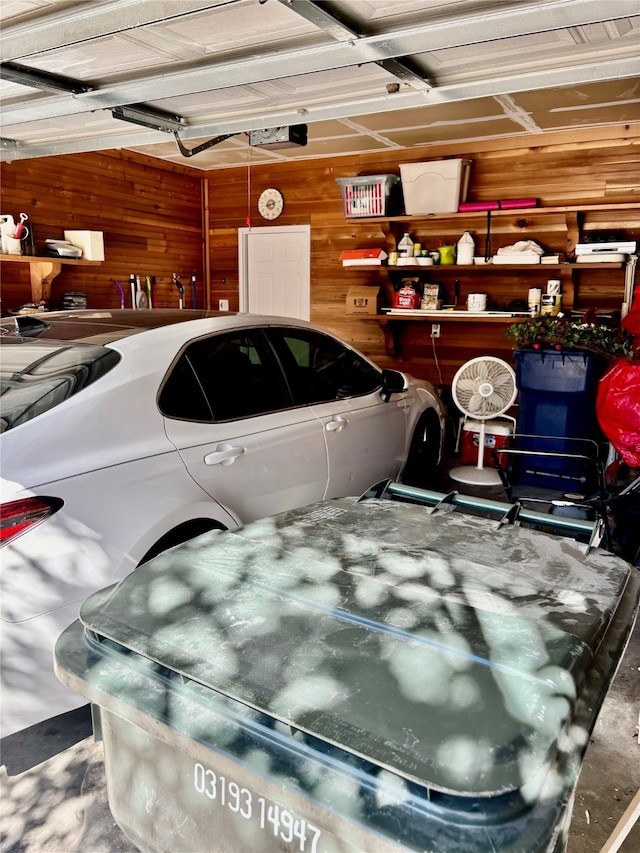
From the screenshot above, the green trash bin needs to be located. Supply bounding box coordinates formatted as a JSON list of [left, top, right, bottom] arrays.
[[55, 486, 639, 853]]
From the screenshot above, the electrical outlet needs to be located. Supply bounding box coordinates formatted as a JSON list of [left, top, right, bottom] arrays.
[[431, 324, 441, 338], [218, 299, 229, 311]]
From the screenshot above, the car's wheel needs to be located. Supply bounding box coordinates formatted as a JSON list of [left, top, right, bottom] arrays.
[[401, 409, 442, 489], [139, 519, 226, 565]]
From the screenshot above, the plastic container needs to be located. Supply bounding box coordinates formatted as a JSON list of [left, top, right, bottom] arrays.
[[0, 215, 16, 253], [460, 419, 512, 468], [456, 231, 475, 264], [55, 492, 640, 853], [514, 349, 606, 488], [398, 232, 414, 258], [438, 244, 455, 265], [335, 174, 400, 217], [399, 159, 471, 214]]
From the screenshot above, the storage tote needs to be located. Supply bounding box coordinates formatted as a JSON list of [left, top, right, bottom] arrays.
[[335, 174, 400, 217], [399, 159, 472, 214]]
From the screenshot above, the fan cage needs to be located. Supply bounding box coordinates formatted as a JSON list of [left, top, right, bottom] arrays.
[[451, 356, 517, 420]]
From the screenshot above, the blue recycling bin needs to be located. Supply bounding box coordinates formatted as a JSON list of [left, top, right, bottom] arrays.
[[514, 349, 607, 489]]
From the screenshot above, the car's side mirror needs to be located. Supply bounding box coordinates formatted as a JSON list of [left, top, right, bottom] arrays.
[[380, 369, 408, 402]]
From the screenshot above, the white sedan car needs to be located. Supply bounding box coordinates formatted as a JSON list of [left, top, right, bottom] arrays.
[[1, 309, 444, 735]]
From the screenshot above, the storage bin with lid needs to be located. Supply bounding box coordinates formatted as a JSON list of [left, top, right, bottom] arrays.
[[55, 491, 639, 853]]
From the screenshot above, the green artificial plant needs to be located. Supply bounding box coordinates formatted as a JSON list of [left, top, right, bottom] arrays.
[[506, 312, 639, 362]]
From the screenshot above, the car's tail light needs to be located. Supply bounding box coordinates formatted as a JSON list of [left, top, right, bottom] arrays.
[[0, 497, 64, 546]]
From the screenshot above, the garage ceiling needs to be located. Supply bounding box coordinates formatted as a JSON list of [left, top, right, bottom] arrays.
[[1, 0, 639, 170]]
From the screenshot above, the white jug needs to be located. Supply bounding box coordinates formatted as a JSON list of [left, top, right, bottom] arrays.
[[457, 230, 475, 265], [1, 215, 16, 254], [398, 232, 414, 258]]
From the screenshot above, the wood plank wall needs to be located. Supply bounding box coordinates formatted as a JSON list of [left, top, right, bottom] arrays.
[[207, 124, 640, 386], [0, 150, 206, 312], [2, 124, 639, 389]]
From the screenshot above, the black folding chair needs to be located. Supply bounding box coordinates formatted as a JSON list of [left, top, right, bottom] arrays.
[[492, 434, 613, 551]]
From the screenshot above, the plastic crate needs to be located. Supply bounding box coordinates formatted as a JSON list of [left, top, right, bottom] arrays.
[[335, 174, 400, 217]]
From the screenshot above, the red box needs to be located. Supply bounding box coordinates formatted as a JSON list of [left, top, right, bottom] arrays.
[[460, 420, 512, 469]]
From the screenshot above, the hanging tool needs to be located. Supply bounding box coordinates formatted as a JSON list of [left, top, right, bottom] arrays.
[[173, 273, 184, 309], [135, 274, 149, 308], [114, 280, 125, 309], [484, 210, 492, 262], [129, 273, 137, 309], [190, 273, 197, 309], [146, 275, 153, 308], [151, 276, 158, 308]]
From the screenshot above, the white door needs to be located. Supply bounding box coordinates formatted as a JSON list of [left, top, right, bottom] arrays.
[[239, 226, 310, 320]]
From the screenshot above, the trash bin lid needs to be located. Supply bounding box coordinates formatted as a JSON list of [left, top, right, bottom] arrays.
[[78, 496, 637, 798]]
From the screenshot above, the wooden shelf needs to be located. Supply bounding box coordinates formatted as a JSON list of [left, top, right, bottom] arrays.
[[0, 254, 102, 304], [344, 202, 640, 225], [362, 312, 528, 356], [344, 261, 626, 272]]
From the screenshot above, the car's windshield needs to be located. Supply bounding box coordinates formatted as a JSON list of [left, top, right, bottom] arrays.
[[0, 340, 120, 432]]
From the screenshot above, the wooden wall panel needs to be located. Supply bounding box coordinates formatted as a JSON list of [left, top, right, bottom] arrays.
[[2, 125, 638, 390], [207, 124, 640, 386], [0, 151, 206, 312]]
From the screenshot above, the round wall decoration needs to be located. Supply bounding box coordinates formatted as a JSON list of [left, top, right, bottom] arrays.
[[258, 188, 284, 220]]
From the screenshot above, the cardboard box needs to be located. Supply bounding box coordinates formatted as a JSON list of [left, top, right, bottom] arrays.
[[399, 159, 472, 214], [63, 230, 105, 260], [345, 286, 382, 315]]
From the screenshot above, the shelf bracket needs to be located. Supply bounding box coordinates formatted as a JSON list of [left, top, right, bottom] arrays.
[[377, 318, 402, 356], [28, 260, 62, 304], [564, 210, 583, 255]]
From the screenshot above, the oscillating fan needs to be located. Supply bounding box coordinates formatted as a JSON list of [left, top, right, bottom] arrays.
[[449, 356, 517, 485]]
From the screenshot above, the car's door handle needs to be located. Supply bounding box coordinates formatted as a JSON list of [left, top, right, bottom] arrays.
[[325, 416, 348, 432], [204, 443, 246, 466]]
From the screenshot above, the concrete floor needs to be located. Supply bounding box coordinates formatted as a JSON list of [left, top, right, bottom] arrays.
[[1, 461, 638, 853]]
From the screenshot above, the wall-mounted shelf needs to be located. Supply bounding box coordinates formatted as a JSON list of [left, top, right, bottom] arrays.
[[363, 312, 529, 357], [343, 201, 639, 273], [346, 201, 640, 225], [0, 254, 102, 304], [341, 201, 638, 358], [344, 261, 626, 272]]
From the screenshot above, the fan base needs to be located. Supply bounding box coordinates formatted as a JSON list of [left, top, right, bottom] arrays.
[[448, 466, 503, 486]]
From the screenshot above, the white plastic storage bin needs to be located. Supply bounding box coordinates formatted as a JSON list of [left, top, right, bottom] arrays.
[[399, 159, 472, 214]]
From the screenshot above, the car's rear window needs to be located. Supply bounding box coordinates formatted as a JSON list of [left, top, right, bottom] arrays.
[[0, 340, 120, 432]]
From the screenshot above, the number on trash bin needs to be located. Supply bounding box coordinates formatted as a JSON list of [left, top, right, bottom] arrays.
[[267, 803, 281, 834], [194, 763, 217, 800], [195, 762, 321, 851]]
